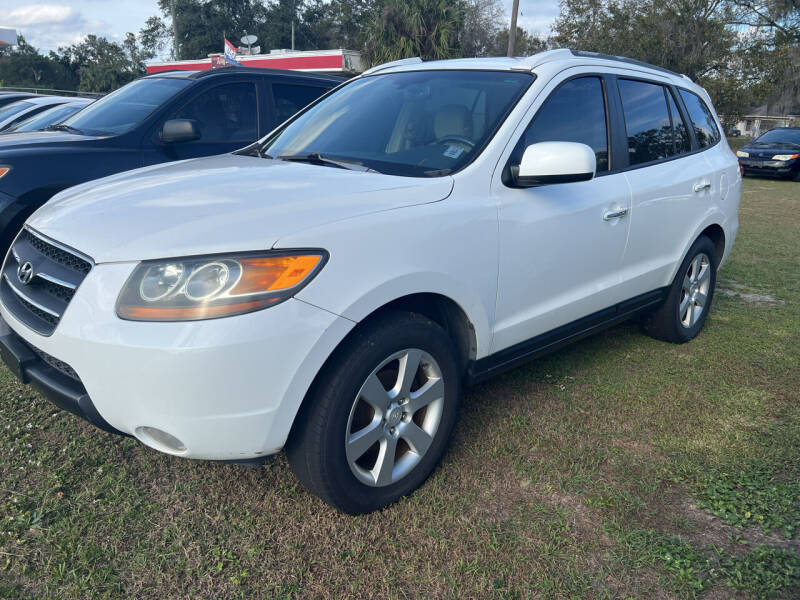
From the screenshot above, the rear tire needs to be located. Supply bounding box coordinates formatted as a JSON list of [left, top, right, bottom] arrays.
[[643, 235, 718, 344], [286, 311, 461, 514]]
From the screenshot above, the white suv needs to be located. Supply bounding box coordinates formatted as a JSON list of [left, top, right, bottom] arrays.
[[0, 50, 740, 514]]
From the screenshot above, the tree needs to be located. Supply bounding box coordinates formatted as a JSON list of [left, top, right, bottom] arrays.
[[460, 0, 505, 57], [56, 35, 149, 92], [491, 27, 547, 57], [363, 0, 465, 66], [552, 0, 795, 126], [0, 35, 78, 90]]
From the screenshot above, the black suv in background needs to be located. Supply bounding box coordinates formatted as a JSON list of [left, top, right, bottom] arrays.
[[0, 68, 340, 251]]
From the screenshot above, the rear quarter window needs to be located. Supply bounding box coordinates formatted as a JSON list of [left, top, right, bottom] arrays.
[[678, 89, 720, 148]]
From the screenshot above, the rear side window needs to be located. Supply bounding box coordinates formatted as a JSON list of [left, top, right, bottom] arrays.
[[272, 84, 327, 124], [679, 89, 720, 148], [667, 90, 692, 154], [515, 76, 609, 172], [618, 79, 675, 165]]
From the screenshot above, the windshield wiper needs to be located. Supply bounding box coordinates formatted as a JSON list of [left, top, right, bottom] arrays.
[[46, 123, 83, 134], [277, 153, 379, 173]]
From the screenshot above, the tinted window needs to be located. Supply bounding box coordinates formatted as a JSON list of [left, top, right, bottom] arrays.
[[10, 103, 87, 132], [272, 84, 327, 124], [262, 70, 533, 178], [667, 89, 691, 154], [679, 89, 720, 148], [619, 79, 674, 165], [64, 77, 192, 136], [515, 77, 609, 172], [172, 82, 258, 142], [0, 101, 34, 123]]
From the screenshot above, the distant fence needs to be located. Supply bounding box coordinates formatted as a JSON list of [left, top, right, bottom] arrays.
[[0, 86, 104, 98]]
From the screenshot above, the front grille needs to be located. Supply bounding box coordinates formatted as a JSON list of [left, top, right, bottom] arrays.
[[0, 227, 93, 336], [31, 345, 80, 382]]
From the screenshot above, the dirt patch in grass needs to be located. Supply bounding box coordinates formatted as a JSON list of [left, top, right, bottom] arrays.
[[718, 279, 784, 306]]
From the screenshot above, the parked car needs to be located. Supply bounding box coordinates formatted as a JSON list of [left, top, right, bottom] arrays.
[[0, 96, 87, 132], [0, 92, 37, 109], [4, 98, 94, 133], [0, 67, 340, 253], [736, 127, 800, 180], [0, 50, 740, 514]]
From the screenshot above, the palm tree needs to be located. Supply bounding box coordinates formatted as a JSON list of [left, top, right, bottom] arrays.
[[364, 0, 464, 66]]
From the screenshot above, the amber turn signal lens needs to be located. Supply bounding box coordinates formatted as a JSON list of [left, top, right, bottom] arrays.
[[0, 167, 10, 179], [233, 255, 322, 295], [118, 298, 279, 321]]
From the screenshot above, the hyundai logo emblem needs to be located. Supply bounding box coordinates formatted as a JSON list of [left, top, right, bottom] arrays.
[[17, 261, 34, 285]]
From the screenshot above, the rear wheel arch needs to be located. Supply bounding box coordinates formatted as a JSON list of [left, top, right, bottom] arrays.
[[698, 223, 725, 266]]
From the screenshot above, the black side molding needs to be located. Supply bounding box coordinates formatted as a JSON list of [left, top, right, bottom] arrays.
[[466, 288, 667, 384]]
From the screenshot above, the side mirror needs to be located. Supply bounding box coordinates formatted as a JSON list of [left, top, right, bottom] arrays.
[[160, 119, 201, 144], [512, 141, 596, 187]]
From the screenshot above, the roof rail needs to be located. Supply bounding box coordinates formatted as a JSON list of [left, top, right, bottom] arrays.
[[569, 50, 681, 77], [362, 57, 423, 75]]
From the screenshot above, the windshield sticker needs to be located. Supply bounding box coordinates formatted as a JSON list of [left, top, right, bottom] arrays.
[[443, 145, 465, 159]]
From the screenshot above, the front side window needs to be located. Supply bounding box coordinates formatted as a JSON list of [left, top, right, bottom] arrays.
[[63, 77, 192, 136], [619, 79, 675, 165], [272, 84, 327, 124], [261, 70, 534, 177], [678, 89, 720, 148], [171, 82, 258, 143], [512, 76, 609, 172]]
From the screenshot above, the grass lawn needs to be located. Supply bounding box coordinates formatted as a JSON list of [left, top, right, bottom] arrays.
[[1, 176, 798, 599]]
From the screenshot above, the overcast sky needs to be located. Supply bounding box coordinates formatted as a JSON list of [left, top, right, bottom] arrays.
[[0, 0, 561, 54]]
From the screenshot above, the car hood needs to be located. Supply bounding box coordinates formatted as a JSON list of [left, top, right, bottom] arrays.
[[28, 154, 454, 263], [0, 129, 99, 149]]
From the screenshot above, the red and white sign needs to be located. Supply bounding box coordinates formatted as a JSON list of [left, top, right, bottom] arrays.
[[146, 49, 363, 75]]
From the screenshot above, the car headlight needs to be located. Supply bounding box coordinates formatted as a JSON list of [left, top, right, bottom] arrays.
[[735, 150, 749, 158], [772, 153, 798, 161], [116, 250, 327, 321]]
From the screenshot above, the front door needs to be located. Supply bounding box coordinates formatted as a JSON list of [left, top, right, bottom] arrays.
[[491, 75, 632, 353]]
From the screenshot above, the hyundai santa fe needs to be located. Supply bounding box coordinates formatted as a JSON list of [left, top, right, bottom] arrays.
[[0, 50, 740, 514]]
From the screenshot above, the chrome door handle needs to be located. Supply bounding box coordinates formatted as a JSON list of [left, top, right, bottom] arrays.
[[603, 208, 628, 221], [693, 182, 711, 193]]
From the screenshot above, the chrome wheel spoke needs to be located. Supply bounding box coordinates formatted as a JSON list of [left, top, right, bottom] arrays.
[[374, 436, 398, 486], [346, 420, 384, 462], [680, 294, 690, 316], [697, 263, 710, 284], [359, 373, 390, 413], [395, 349, 423, 399], [407, 376, 444, 414], [399, 421, 432, 456], [695, 290, 707, 307], [690, 256, 701, 282]]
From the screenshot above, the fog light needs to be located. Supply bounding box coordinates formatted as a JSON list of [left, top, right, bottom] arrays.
[[136, 426, 187, 453]]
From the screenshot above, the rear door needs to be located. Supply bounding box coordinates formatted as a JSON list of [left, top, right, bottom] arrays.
[[614, 76, 713, 299], [267, 81, 331, 131]]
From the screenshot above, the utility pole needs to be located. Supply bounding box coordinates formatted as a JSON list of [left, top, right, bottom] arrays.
[[289, 0, 296, 51], [507, 0, 520, 57], [170, 0, 179, 59]]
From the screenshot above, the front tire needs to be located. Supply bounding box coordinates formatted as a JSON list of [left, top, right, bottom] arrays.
[[286, 312, 461, 514], [643, 235, 718, 344]]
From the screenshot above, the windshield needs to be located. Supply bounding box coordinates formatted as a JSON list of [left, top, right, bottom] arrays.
[[0, 101, 34, 124], [62, 77, 192, 136], [261, 70, 534, 177], [9, 103, 86, 132], [754, 128, 800, 146]]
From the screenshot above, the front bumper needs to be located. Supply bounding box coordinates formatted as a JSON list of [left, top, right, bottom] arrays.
[[738, 158, 797, 177], [0, 262, 355, 460]]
